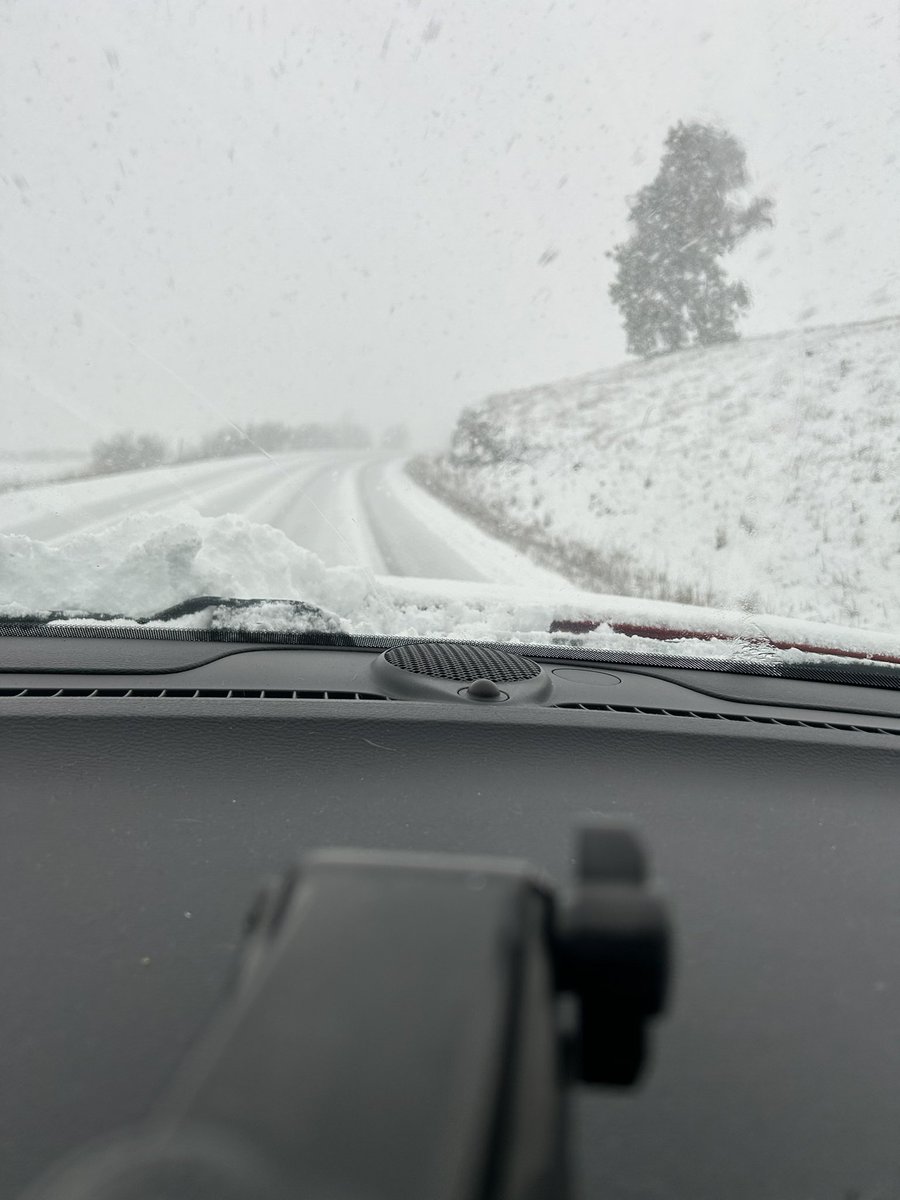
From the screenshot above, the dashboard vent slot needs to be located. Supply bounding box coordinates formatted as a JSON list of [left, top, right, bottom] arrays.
[[0, 687, 388, 701], [384, 642, 540, 683], [555, 702, 900, 738]]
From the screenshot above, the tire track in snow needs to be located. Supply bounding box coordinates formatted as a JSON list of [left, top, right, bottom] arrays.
[[358, 459, 575, 588], [264, 454, 388, 571], [356, 459, 489, 581]]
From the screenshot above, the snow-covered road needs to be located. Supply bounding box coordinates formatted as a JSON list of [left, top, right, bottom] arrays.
[[0, 451, 567, 588]]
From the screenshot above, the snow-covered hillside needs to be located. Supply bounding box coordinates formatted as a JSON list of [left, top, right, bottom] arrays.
[[411, 317, 900, 633]]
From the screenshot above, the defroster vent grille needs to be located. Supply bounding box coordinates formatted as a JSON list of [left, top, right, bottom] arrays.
[[555, 701, 900, 737], [383, 642, 540, 684], [0, 687, 387, 701]]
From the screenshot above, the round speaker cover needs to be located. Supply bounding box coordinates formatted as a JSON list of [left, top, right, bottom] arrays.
[[383, 642, 540, 684]]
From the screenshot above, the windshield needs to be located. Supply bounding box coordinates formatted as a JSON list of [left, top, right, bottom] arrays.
[[2, 1, 899, 670]]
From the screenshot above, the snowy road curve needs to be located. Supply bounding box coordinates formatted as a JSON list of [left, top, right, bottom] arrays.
[[0, 451, 566, 589]]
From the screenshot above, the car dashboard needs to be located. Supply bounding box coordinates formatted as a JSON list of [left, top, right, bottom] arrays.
[[2, 635, 900, 1199]]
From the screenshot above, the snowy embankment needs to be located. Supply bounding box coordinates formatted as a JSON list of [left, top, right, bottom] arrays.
[[411, 317, 900, 635]]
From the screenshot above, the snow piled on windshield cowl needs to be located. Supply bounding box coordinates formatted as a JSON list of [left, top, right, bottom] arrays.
[[0, 509, 373, 624], [3, 509, 900, 667]]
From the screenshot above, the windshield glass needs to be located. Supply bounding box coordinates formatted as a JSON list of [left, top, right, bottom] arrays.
[[2, 1, 898, 669]]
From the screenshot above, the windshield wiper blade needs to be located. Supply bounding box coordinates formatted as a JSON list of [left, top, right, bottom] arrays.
[[2, 595, 353, 643], [149, 595, 335, 625]]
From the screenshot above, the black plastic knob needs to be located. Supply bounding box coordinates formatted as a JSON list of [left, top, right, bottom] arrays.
[[464, 678, 506, 701]]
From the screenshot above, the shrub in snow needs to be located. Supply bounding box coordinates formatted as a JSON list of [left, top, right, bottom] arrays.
[[90, 431, 169, 475]]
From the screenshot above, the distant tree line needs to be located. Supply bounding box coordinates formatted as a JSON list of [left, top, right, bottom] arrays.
[[189, 420, 373, 461]]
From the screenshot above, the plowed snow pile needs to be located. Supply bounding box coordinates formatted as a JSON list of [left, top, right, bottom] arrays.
[[412, 318, 900, 634]]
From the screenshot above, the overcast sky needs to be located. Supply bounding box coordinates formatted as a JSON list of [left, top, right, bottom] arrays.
[[1, 0, 898, 452]]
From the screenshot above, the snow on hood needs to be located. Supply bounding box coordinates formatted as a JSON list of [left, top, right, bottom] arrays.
[[3, 509, 900, 666]]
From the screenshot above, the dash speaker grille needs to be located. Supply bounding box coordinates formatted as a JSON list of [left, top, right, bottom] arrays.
[[383, 642, 540, 684]]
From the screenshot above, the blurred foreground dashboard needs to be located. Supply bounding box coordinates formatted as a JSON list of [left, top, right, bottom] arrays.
[[2, 634, 900, 1200]]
